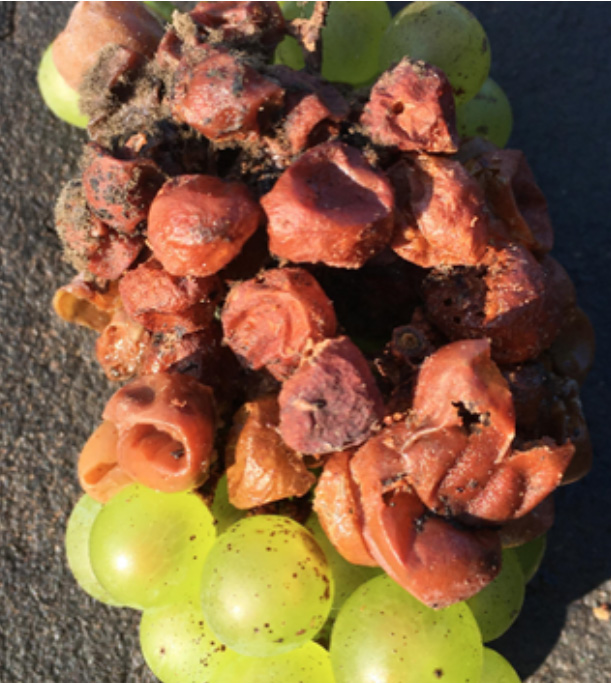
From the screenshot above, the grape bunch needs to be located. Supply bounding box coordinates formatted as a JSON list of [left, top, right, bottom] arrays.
[[41, 2, 594, 682]]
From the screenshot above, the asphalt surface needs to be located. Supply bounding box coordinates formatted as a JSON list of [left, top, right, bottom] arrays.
[[1, 3, 610, 682]]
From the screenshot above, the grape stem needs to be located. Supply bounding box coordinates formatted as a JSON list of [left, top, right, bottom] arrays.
[[287, 1, 330, 73]]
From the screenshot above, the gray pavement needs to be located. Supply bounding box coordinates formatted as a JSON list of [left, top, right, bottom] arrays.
[[1, 3, 609, 682]]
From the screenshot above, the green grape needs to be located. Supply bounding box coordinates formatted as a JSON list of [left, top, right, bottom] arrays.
[[140, 600, 236, 683], [305, 513, 382, 616], [214, 642, 335, 683], [379, 1, 491, 104], [456, 77, 513, 147], [466, 548, 525, 642], [481, 648, 521, 683], [514, 534, 547, 583], [200, 515, 334, 656], [275, 2, 391, 86], [209, 474, 244, 535], [330, 574, 483, 683], [143, 1, 175, 23], [37, 44, 88, 129], [65, 494, 123, 606], [89, 484, 216, 609]]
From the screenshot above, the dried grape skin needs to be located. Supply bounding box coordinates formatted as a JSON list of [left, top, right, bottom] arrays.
[[221, 267, 337, 381], [390, 154, 489, 268], [170, 45, 284, 142], [269, 66, 349, 157], [51, 0, 163, 90], [82, 143, 164, 235], [393, 340, 575, 524], [86, 229, 144, 281], [96, 308, 150, 382], [423, 243, 568, 364], [350, 432, 501, 608], [278, 336, 385, 455], [225, 395, 315, 509], [262, 141, 395, 269], [190, 1, 286, 50], [147, 174, 262, 278], [118, 259, 223, 334], [477, 148, 554, 254], [78, 420, 134, 503], [52, 275, 120, 332], [102, 373, 216, 493], [361, 58, 459, 154], [313, 451, 378, 567]]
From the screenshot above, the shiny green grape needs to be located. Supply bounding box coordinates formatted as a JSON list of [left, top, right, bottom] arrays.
[[37, 44, 88, 129], [275, 1, 391, 86], [481, 648, 522, 683], [89, 484, 216, 609], [200, 515, 334, 657], [209, 474, 244, 535], [330, 574, 483, 683], [379, 1, 491, 104], [466, 548, 525, 642], [65, 494, 123, 606], [214, 642, 335, 683], [456, 77, 513, 147], [144, 1, 175, 23], [514, 534, 547, 583], [140, 600, 235, 683], [305, 513, 382, 616]]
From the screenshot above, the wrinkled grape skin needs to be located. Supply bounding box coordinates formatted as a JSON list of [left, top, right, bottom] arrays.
[[65, 494, 123, 606], [330, 574, 483, 683], [466, 548, 525, 642], [140, 600, 235, 683], [200, 516, 334, 657], [380, 1, 491, 105], [276, 2, 391, 86], [456, 77, 513, 147], [214, 642, 335, 683], [89, 484, 216, 609], [481, 648, 521, 683]]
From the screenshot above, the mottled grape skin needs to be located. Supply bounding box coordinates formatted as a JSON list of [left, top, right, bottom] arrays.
[[140, 600, 235, 683], [200, 515, 334, 657], [379, 1, 491, 105], [89, 484, 216, 609], [457, 77, 513, 147], [65, 494, 123, 606], [466, 548, 525, 642], [214, 642, 335, 683], [481, 648, 521, 683], [275, 1, 391, 86], [330, 574, 483, 683]]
